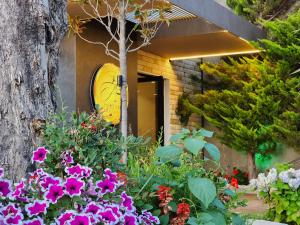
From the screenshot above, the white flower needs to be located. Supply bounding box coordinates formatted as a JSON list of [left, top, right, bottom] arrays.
[[267, 168, 277, 183], [288, 178, 300, 189], [279, 171, 290, 183]]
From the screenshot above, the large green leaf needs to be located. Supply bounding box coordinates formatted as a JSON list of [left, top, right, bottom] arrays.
[[199, 128, 214, 137], [204, 143, 220, 161], [188, 177, 217, 208], [184, 138, 206, 155], [156, 145, 183, 162], [209, 211, 226, 225]]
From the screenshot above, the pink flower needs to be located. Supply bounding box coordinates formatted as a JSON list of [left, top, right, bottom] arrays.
[[139, 210, 160, 225], [85, 202, 102, 214], [96, 179, 117, 195], [56, 211, 75, 225], [65, 165, 92, 178], [125, 213, 138, 225], [25, 201, 49, 217], [45, 184, 64, 203], [70, 215, 90, 225], [104, 168, 118, 183], [1, 204, 19, 216], [4, 214, 23, 224], [98, 208, 118, 224], [65, 177, 85, 197], [0, 179, 12, 197], [61, 151, 74, 166], [32, 147, 48, 163], [23, 217, 44, 225], [40, 175, 61, 191], [12, 180, 25, 198], [121, 192, 135, 212]]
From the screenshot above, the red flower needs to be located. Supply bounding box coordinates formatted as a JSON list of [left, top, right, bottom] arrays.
[[233, 169, 239, 176], [157, 186, 172, 201], [224, 174, 230, 180], [171, 202, 190, 225], [177, 202, 190, 218], [230, 177, 238, 189], [157, 186, 173, 215], [81, 122, 87, 128]]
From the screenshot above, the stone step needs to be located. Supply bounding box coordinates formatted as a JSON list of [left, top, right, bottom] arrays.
[[252, 220, 287, 225]]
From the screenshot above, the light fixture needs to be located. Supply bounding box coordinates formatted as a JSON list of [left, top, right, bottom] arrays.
[[169, 49, 260, 61]]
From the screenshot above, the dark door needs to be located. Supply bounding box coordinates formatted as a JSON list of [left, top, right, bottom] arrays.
[[138, 74, 164, 143]]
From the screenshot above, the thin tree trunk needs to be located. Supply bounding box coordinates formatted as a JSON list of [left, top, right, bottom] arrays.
[[119, 0, 128, 163], [247, 151, 258, 179], [0, 0, 67, 180]]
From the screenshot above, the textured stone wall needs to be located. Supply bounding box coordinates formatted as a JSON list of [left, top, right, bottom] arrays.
[[137, 50, 202, 135]]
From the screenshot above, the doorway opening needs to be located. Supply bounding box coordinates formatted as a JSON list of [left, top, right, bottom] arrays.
[[137, 74, 164, 143]]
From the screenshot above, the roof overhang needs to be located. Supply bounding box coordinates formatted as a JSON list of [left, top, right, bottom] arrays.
[[68, 0, 265, 60]]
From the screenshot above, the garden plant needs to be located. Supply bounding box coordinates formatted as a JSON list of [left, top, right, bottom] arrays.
[[250, 165, 300, 224]]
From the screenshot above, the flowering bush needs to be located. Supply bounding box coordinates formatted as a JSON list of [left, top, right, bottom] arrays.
[[43, 111, 147, 176], [127, 129, 246, 225], [250, 165, 300, 224], [0, 147, 159, 225], [225, 167, 249, 187]]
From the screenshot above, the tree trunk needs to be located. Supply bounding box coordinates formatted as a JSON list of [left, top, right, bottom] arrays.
[[119, 0, 128, 164], [0, 0, 67, 180], [247, 152, 258, 179]]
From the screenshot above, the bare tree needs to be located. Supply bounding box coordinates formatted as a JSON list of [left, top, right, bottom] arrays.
[[70, 0, 170, 162], [0, 1, 67, 180]]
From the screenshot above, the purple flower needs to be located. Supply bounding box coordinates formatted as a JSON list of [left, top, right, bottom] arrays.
[[0, 168, 4, 178], [124, 213, 138, 225], [104, 168, 118, 182], [106, 204, 121, 218], [139, 210, 160, 225], [0, 179, 12, 197], [32, 147, 48, 163], [85, 179, 97, 196], [96, 179, 117, 195], [98, 208, 118, 224], [45, 184, 64, 203], [4, 214, 23, 224], [40, 175, 61, 191], [85, 202, 102, 214], [1, 204, 20, 216], [121, 192, 135, 212], [23, 217, 44, 225], [56, 211, 75, 225], [65, 177, 85, 197], [65, 165, 83, 177], [12, 180, 25, 198], [61, 151, 74, 166], [70, 215, 90, 225], [25, 201, 49, 217]]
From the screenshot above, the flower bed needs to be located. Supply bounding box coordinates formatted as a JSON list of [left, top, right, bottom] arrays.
[[0, 147, 159, 224]]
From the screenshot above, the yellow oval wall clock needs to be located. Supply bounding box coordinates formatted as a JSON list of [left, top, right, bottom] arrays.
[[90, 63, 127, 125]]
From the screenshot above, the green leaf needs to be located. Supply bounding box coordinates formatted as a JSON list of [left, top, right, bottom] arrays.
[[187, 217, 199, 225], [232, 214, 245, 225], [168, 201, 177, 212], [204, 143, 220, 161], [188, 177, 217, 208], [159, 215, 169, 225], [212, 198, 226, 210], [199, 128, 214, 137], [198, 212, 213, 223], [184, 138, 206, 155], [170, 133, 184, 142], [209, 211, 226, 225], [143, 204, 153, 210], [156, 145, 183, 162]]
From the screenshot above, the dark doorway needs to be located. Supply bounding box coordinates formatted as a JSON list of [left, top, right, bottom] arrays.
[[138, 74, 164, 143]]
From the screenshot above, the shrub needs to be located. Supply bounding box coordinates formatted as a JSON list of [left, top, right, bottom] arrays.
[[250, 165, 300, 224], [43, 110, 147, 176], [127, 128, 246, 225], [0, 147, 159, 224]]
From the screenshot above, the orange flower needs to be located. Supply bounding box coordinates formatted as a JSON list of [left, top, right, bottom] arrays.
[[117, 172, 128, 185], [157, 186, 173, 215], [230, 177, 238, 189], [157, 185, 172, 201], [177, 202, 190, 218]]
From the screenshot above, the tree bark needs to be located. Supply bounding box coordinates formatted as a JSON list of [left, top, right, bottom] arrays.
[[0, 0, 67, 181], [247, 151, 258, 179], [119, 0, 128, 164]]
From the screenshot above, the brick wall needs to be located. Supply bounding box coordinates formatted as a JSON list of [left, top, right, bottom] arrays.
[[137, 50, 202, 135]]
